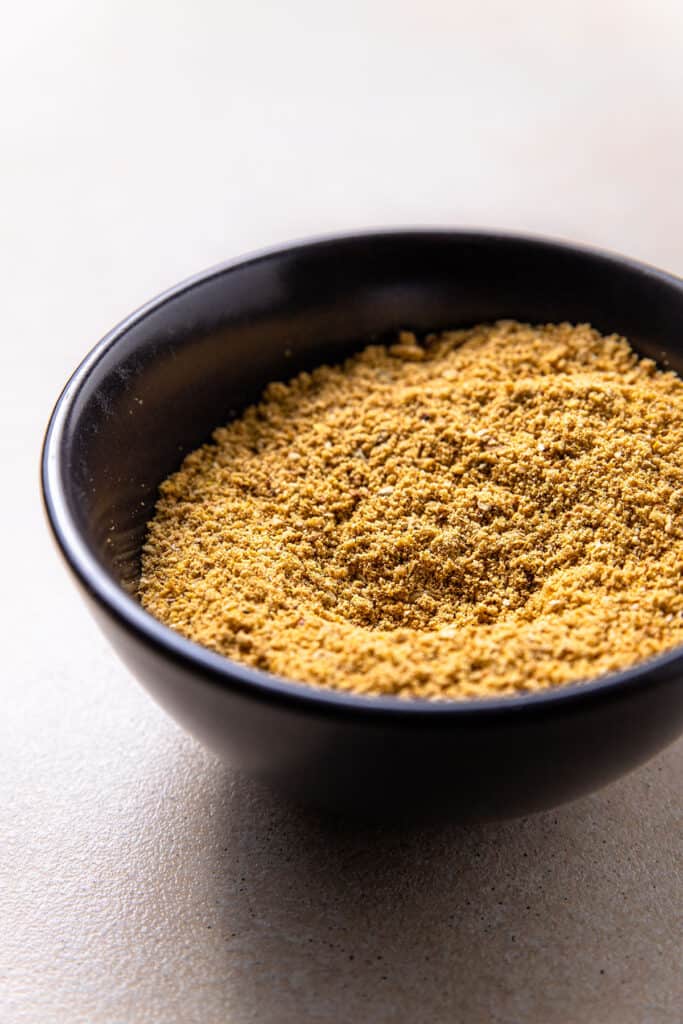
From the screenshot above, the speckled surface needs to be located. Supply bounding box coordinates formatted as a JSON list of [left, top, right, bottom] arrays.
[[3, 700, 681, 1024], [2, 2, 682, 1021]]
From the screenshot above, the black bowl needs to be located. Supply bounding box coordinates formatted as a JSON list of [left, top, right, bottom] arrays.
[[42, 230, 683, 821]]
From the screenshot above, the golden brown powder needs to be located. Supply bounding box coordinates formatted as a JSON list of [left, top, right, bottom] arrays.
[[139, 321, 683, 699]]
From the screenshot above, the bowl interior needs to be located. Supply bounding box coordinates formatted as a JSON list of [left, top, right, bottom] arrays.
[[51, 232, 683, 597]]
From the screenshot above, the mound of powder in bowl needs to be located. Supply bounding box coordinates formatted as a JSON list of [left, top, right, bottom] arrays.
[[139, 321, 683, 700]]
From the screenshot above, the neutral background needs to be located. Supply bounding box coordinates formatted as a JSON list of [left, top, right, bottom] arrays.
[[2, 2, 681, 1022]]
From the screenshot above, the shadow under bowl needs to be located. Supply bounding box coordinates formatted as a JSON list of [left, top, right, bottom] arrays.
[[42, 229, 683, 821]]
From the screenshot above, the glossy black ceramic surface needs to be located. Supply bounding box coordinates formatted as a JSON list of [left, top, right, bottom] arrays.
[[42, 231, 683, 821]]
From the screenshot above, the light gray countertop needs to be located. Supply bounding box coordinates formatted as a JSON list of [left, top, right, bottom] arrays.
[[2, 3, 681, 1021]]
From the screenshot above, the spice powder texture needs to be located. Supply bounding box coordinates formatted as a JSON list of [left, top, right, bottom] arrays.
[[139, 322, 683, 699]]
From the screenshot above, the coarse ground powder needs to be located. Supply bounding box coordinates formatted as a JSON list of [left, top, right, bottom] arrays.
[[139, 321, 683, 699]]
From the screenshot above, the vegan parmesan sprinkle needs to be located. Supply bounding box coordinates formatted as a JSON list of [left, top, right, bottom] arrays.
[[139, 321, 683, 699]]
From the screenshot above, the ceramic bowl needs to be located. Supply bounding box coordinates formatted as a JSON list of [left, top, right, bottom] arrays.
[[42, 230, 683, 820]]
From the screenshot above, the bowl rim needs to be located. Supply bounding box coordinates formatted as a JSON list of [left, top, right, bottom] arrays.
[[41, 227, 683, 719]]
